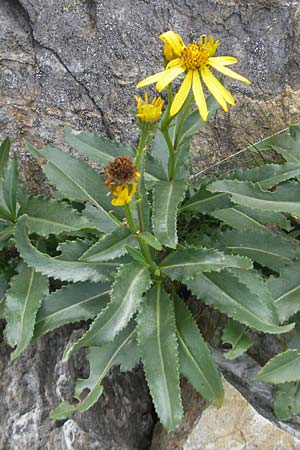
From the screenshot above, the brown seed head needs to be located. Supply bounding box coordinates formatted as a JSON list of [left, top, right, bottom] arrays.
[[104, 156, 139, 188]]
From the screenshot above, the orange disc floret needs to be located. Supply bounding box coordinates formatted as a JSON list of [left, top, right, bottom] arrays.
[[104, 156, 140, 206]]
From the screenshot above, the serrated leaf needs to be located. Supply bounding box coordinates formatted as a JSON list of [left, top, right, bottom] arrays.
[[144, 153, 167, 182], [208, 179, 300, 214], [19, 196, 95, 237], [35, 281, 110, 337], [15, 216, 119, 282], [174, 296, 224, 405], [222, 319, 252, 360], [80, 226, 136, 262], [160, 247, 252, 280], [274, 382, 300, 421], [0, 223, 15, 243], [82, 203, 118, 235], [267, 262, 300, 322], [152, 180, 186, 248], [139, 231, 162, 251], [180, 189, 231, 214], [4, 262, 48, 359], [137, 283, 183, 431], [255, 349, 300, 383], [290, 125, 300, 143], [56, 239, 93, 261], [262, 134, 300, 163], [64, 126, 134, 165], [63, 261, 151, 361], [185, 270, 294, 334], [212, 205, 291, 231], [229, 163, 300, 190], [3, 157, 18, 218], [213, 229, 299, 271], [25, 142, 119, 229], [125, 245, 146, 264], [51, 321, 136, 419], [0, 137, 10, 179]]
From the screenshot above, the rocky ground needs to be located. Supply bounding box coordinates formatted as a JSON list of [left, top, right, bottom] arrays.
[[1, 0, 300, 449]]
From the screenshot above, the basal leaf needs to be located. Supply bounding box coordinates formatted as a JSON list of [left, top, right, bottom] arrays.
[[221, 319, 252, 360], [274, 382, 300, 421], [64, 126, 134, 165], [4, 262, 48, 359], [185, 270, 294, 334], [63, 261, 151, 361], [208, 179, 300, 214], [35, 281, 111, 337], [137, 283, 183, 431], [3, 157, 18, 219], [213, 229, 299, 271], [160, 247, 252, 280], [80, 226, 136, 262], [20, 196, 95, 237], [0, 137, 10, 179], [175, 296, 224, 406], [56, 239, 93, 261], [267, 262, 300, 322], [180, 189, 231, 214], [152, 180, 186, 248], [15, 216, 119, 282], [255, 349, 300, 383]]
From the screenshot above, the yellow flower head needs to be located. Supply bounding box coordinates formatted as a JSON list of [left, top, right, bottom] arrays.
[[137, 30, 251, 122], [135, 92, 164, 123], [160, 31, 184, 62], [104, 156, 140, 206]]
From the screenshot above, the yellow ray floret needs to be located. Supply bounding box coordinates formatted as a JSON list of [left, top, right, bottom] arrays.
[[137, 30, 250, 121], [135, 92, 164, 123], [104, 156, 140, 206]]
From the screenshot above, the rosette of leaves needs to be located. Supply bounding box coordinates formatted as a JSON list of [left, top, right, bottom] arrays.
[[1, 113, 300, 431]]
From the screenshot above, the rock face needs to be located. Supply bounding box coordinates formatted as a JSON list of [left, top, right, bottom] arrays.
[[151, 379, 300, 450], [1, 1, 300, 449]]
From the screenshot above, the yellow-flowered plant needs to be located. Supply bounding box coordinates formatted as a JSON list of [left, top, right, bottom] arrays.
[[137, 30, 250, 120], [5, 29, 298, 437]]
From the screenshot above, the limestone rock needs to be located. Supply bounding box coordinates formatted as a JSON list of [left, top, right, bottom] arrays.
[[151, 379, 300, 450]]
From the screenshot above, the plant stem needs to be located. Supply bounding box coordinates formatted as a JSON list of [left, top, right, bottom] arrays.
[[163, 128, 176, 181], [174, 95, 194, 150], [135, 128, 150, 232]]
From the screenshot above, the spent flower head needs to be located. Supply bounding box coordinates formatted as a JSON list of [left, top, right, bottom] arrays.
[[104, 156, 140, 206], [137, 30, 250, 121], [135, 92, 164, 124]]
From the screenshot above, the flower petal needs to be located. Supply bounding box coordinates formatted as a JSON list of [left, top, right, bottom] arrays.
[[137, 70, 167, 89], [156, 67, 185, 92], [209, 60, 251, 84], [201, 66, 228, 111], [170, 70, 193, 116], [209, 56, 238, 66], [192, 70, 208, 121], [160, 31, 185, 56], [166, 58, 184, 69], [202, 66, 236, 109]]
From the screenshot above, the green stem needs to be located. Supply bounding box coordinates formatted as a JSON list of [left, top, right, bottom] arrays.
[[161, 84, 173, 131], [123, 203, 156, 271], [135, 128, 149, 169], [174, 95, 194, 150], [135, 128, 150, 232], [163, 128, 176, 181]]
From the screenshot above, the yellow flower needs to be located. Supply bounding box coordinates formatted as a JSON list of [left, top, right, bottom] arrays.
[[137, 31, 251, 121], [160, 31, 184, 62], [104, 156, 140, 206], [135, 92, 164, 123]]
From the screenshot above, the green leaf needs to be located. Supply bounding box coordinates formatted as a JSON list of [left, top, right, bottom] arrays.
[[64, 126, 134, 165], [51, 321, 137, 419], [255, 349, 300, 383], [34, 281, 110, 337], [56, 239, 93, 261], [274, 382, 300, 421], [212, 205, 291, 231], [185, 270, 294, 334], [259, 133, 300, 163], [80, 226, 136, 262], [222, 319, 252, 360], [180, 189, 231, 214], [63, 261, 151, 361], [19, 196, 95, 237], [139, 231, 162, 251], [160, 247, 252, 280], [229, 163, 300, 190], [212, 229, 299, 271], [0, 223, 16, 243], [152, 180, 186, 248], [137, 283, 183, 431], [15, 216, 119, 282], [4, 262, 48, 359], [144, 153, 167, 182], [0, 137, 10, 179], [290, 125, 300, 143], [267, 262, 300, 322], [3, 157, 18, 218], [82, 203, 118, 235], [174, 296, 224, 406], [25, 142, 118, 229], [208, 179, 300, 214]]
